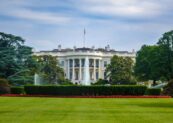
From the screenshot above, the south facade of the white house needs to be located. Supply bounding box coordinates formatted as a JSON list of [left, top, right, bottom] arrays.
[[34, 45, 136, 85]]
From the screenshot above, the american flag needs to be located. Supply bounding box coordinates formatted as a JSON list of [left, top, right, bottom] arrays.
[[84, 28, 86, 35]]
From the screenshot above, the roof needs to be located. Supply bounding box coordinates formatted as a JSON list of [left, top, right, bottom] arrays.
[[38, 47, 134, 54]]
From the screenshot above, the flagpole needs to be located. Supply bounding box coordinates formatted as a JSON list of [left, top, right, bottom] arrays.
[[83, 28, 86, 47]]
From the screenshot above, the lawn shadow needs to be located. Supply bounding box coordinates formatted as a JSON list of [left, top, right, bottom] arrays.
[[136, 103, 173, 108], [0, 111, 14, 114]]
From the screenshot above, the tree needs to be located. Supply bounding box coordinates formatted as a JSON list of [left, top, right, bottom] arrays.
[[0, 32, 37, 85], [157, 30, 173, 80], [134, 30, 173, 85], [106, 55, 134, 84], [34, 55, 66, 84], [163, 79, 173, 97], [0, 78, 10, 94], [134, 45, 164, 85]]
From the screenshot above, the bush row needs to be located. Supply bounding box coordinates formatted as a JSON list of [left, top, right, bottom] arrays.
[[24, 85, 147, 96], [145, 88, 161, 95], [10, 87, 24, 94]]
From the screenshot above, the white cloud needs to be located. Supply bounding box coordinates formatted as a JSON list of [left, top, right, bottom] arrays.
[[77, 0, 167, 18], [0, 0, 173, 51], [0, 0, 71, 25], [8, 9, 70, 25]]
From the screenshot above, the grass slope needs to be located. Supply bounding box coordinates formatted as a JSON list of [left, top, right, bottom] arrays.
[[0, 97, 173, 123]]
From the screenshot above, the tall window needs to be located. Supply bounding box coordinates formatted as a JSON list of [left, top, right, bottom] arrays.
[[75, 59, 79, 67], [75, 70, 79, 80], [82, 59, 85, 67], [82, 69, 84, 80], [96, 60, 99, 68], [69, 59, 73, 67], [96, 71, 99, 80], [89, 59, 94, 67], [104, 61, 107, 67], [70, 69, 73, 80], [104, 71, 107, 79], [61, 61, 64, 66], [90, 70, 94, 80]]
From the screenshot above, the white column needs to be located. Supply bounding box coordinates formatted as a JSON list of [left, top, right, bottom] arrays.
[[67, 59, 70, 80], [84, 57, 90, 85], [94, 59, 96, 81], [99, 60, 102, 79], [72, 59, 75, 81], [79, 59, 82, 81]]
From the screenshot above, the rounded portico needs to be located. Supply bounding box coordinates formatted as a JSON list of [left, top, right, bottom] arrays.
[[66, 56, 103, 85]]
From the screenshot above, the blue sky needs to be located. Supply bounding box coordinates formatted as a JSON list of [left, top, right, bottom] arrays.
[[0, 0, 173, 52]]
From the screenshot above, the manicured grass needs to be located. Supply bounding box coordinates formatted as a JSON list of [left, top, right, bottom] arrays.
[[0, 97, 173, 123]]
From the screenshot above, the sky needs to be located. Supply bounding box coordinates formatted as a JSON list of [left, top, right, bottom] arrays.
[[0, 0, 173, 52]]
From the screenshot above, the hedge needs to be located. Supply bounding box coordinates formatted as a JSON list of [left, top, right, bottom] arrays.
[[145, 88, 161, 96], [24, 85, 147, 96], [10, 87, 24, 94]]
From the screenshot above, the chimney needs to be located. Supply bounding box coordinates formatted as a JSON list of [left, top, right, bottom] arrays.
[[107, 45, 110, 51], [132, 49, 135, 53], [73, 46, 76, 51], [105, 44, 110, 51], [92, 46, 95, 50], [105, 46, 107, 50], [58, 45, 61, 51]]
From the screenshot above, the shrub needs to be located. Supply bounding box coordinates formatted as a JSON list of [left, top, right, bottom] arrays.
[[92, 79, 109, 85], [0, 78, 10, 94], [163, 79, 173, 97], [111, 81, 137, 85], [145, 88, 161, 95], [24, 85, 147, 96], [10, 87, 24, 94], [59, 79, 73, 85]]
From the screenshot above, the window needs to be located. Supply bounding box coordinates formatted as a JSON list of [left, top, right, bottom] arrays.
[[69, 59, 73, 67], [104, 61, 107, 67], [96, 71, 99, 80], [75, 59, 79, 67], [82, 59, 85, 67], [96, 60, 99, 68], [75, 70, 79, 80], [61, 61, 64, 66], [70, 69, 73, 80], [89, 59, 94, 67], [104, 72, 107, 79]]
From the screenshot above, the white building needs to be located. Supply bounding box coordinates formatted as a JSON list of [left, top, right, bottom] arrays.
[[34, 45, 136, 85]]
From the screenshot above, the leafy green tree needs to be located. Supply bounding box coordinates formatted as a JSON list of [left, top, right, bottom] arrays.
[[157, 30, 173, 80], [134, 30, 173, 85], [0, 32, 37, 85], [134, 45, 165, 85], [163, 79, 173, 97], [106, 55, 134, 84], [34, 55, 66, 84]]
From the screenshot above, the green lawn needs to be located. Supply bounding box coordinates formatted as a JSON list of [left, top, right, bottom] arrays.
[[0, 97, 173, 123]]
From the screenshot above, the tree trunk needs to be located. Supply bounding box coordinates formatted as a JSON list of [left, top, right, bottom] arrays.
[[153, 80, 157, 86]]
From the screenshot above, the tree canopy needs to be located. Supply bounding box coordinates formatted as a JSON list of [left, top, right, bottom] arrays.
[[106, 55, 135, 84], [157, 30, 173, 80], [134, 30, 173, 84], [0, 32, 37, 85], [34, 55, 69, 85], [134, 45, 164, 85]]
